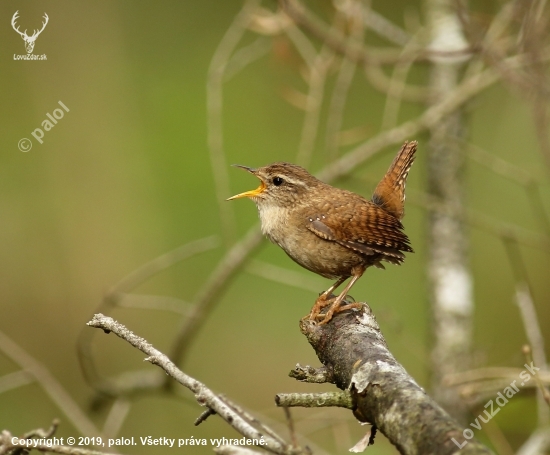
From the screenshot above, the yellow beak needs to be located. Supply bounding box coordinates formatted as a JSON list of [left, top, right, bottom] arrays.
[[227, 165, 266, 200]]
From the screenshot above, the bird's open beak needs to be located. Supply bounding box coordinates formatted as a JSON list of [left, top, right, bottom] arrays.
[[227, 165, 266, 200]]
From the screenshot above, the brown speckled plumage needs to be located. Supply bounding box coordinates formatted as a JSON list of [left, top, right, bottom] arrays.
[[228, 141, 417, 323]]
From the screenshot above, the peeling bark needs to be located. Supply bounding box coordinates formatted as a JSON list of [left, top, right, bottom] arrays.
[[298, 306, 493, 455]]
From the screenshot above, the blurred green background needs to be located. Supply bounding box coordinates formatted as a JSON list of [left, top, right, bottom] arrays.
[[1, 1, 549, 454]]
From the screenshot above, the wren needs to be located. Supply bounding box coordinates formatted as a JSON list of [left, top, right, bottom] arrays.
[[228, 141, 417, 324]]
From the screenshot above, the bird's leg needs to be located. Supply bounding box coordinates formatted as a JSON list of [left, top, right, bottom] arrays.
[[317, 268, 364, 325], [306, 276, 348, 321]]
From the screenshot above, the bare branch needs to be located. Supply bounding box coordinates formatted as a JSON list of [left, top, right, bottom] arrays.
[[245, 260, 326, 293], [208, 0, 261, 246], [317, 49, 550, 183], [444, 365, 550, 407], [87, 314, 294, 454], [291, 5, 352, 167], [0, 370, 33, 395], [0, 426, 116, 455], [282, 407, 299, 450], [380, 31, 425, 130], [503, 238, 549, 425], [275, 392, 352, 409], [466, 141, 535, 186], [523, 345, 550, 407], [224, 37, 272, 82], [0, 330, 101, 438], [216, 396, 289, 448], [116, 294, 192, 314], [169, 227, 264, 371], [363, 62, 431, 102], [195, 408, 217, 426], [517, 427, 550, 455], [325, 0, 364, 160], [358, 5, 411, 46], [77, 236, 219, 394], [288, 364, 334, 383], [279, 0, 475, 64], [102, 398, 131, 439], [296, 305, 494, 454], [108, 236, 220, 295], [295, 44, 333, 167], [445, 366, 550, 386], [214, 446, 265, 455], [478, 418, 515, 455], [394, 184, 550, 251], [283, 23, 318, 68]]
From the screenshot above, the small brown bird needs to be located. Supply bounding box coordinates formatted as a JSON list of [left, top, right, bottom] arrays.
[[228, 141, 417, 324]]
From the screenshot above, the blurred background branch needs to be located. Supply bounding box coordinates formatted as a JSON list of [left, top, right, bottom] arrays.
[[1, 0, 549, 453]]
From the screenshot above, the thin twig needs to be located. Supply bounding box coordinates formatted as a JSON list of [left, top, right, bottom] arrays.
[[87, 314, 292, 454], [245, 260, 326, 293], [0, 370, 33, 395], [214, 446, 265, 455], [317, 50, 550, 183], [108, 236, 220, 296], [381, 30, 426, 130], [0, 330, 101, 438], [295, 45, 333, 167], [465, 141, 535, 186], [477, 417, 515, 455], [168, 227, 264, 373], [280, 0, 475, 64], [444, 366, 550, 386], [276, 392, 353, 409], [325, 0, 363, 160], [363, 62, 431, 102], [21, 419, 59, 439], [232, 406, 334, 455], [358, 5, 410, 46], [523, 345, 550, 406], [283, 22, 317, 68], [317, 66, 499, 182], [77, 236, 219, 394], [217, 395, 289, 447], [102, 398, 131, 439], [410, 186, 550, 251], [0, 428, 119, 455], [503, 238, 549, 426], [224, 37, 272, 82], [516, 427, 550, 455], [207, 0, 261, 246], [464, 141, 550, 234], [194, 408, 217, 426], [282, 407, 299, 449], [115, 294, 192, 314]]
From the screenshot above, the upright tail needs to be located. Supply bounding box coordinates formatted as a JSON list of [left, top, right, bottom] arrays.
[[372, 141, 417, 221]]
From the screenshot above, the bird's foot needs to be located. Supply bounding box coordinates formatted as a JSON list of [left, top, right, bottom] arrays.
[[303, 293, 334, 321], [317, 301, 363, 325], [304, 293, 363, 325]]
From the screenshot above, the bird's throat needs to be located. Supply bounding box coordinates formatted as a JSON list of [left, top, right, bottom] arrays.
[[256, 203, 289, 244]]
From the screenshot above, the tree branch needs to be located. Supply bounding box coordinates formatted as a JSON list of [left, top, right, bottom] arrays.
[[294, 305, 494, 455], [86, 314, 298, 455]]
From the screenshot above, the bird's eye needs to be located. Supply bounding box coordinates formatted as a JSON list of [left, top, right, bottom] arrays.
[[273, 177, 284, 186]]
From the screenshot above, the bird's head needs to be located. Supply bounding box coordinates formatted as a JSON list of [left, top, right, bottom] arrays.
[[227, 162, 321, 207]]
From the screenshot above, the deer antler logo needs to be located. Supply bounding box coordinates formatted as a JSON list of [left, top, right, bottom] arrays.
[[11, 11, 49, 54]]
